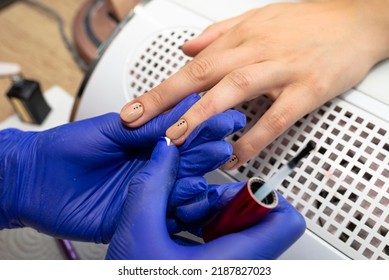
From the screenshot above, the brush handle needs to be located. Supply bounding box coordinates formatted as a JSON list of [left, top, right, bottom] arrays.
[[202, 177, 278, 242]]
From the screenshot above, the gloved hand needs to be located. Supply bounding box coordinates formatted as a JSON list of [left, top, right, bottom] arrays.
[[106, 139, 306, 260], [0, 94, 244, 243]]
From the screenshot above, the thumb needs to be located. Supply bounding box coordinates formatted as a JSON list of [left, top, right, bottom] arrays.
[[106, 138, 179, 259]]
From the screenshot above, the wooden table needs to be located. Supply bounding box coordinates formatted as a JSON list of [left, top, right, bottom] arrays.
[[0, 0, 84, 122]]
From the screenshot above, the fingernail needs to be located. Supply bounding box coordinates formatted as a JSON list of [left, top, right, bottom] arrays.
[[221, 154, 239, 170], [166, 119, 188, 140], [121, 102, 143, 123]]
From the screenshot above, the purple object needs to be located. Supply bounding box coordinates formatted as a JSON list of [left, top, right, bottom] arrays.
[[56, 239, 80, 260]]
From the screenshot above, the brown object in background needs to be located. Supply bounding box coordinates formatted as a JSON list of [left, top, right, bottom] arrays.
[[73, 0, 140, 65]]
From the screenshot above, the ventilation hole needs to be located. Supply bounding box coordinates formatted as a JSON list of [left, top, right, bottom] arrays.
[[378, 128, 387, 136], [281, 180, 290, 188], [363, 248, 374, 258], [306, 210, 315, 219], [372, 137, 380, 145], [365, 218, 376, 229], [363, 172, 373, 181], [323, 206, 333, 216], [305, 166, 314, 174], [302, 193, 311, 202], [325, 137, 333, 145], [354, 140, 362, 148], [350, 240, 361, 251], [335, 214, 345, 224], [339, 232, 349, 242], [332, 128, 340, 136], [353, 211, 363, 221], [360, 131, 368, 139], [318, 109, 325, 116], [377, 152, 386, 161], [367, 122, 375, 130], [292, 186, 300, 195], [328, 224, 337, 235], [337, 186, 347, 195], [351, 165, 361, 175], [313, 199, 322, 210], [347, 149, 355, 158], [341, 203, 352, 213], [380, 197, 389, 206], [346, 222, 357, 232], [298, 176, 307, 184], [379, 226, 388, 237], [358, 229, 368, 239], [348, 193, 359, 203], [319, 190, 329, 199], [384, 245, 389, 256], [330, 196, 340, 206], [365, 146, 374, 154], [315, 173, 324, 180], [372, 207, 383, 218], [342, 134, 351, 141]]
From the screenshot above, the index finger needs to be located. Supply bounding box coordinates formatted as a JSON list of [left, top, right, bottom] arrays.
[[120, 48, 255, 127]]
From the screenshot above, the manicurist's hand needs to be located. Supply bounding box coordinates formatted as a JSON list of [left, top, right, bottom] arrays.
[[0, 95, 244, 243], [120, 0, 389, 169], [106, 140, 305, 259]]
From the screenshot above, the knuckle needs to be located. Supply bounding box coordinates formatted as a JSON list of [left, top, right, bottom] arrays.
[[146, 88, 165, 108], [300, 74, 330, 100], [192, 100, 217, 119], [263, 109, 289, 136], [226, 70, 252, 93], [235, 137, 258, 159], [185, 58, 214, 82], [310, 79, 330, 99]]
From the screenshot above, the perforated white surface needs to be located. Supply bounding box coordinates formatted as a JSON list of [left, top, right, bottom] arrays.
[[125, 29, 389, 260], [127, 28, 198, 97]]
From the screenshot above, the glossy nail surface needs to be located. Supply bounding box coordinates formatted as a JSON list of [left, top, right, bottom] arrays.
[[121, 102, 143, 123], [166, 119, 188, 140], [221, 154, 239, 170]]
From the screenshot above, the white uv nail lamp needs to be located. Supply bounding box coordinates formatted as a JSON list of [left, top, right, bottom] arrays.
[[72, 0, 389, 260]]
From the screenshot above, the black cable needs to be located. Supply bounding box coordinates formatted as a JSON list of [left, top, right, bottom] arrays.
[[21, 0, 88, 72]]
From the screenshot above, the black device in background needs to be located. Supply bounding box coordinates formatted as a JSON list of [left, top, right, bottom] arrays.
[[0, 0, 16, 9], [6, 77, 51, 124]]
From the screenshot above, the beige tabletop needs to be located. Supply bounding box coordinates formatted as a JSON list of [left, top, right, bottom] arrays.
[[0, 0, 84, 122]]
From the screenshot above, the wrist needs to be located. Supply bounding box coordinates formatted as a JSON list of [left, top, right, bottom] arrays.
[[339, 0, 389, 63], [356, 0, 389, 60]]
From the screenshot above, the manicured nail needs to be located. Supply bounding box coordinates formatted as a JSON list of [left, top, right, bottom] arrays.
[[166, 119, 188, 140], [122, 102, 143, 123], [221, 154, 239, 170]]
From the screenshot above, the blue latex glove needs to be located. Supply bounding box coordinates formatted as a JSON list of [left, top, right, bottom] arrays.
[[106, 140, 306, 259], [0, 94, 242, 243]]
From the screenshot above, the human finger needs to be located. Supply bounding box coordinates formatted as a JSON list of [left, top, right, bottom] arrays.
[[181, 10, 255, 57], [120, 48, 258, 128], [105, 138, 179, 259], [222, 85, 316, 170], [179, 109, 245, 151], [166, 61, 291, 145]]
